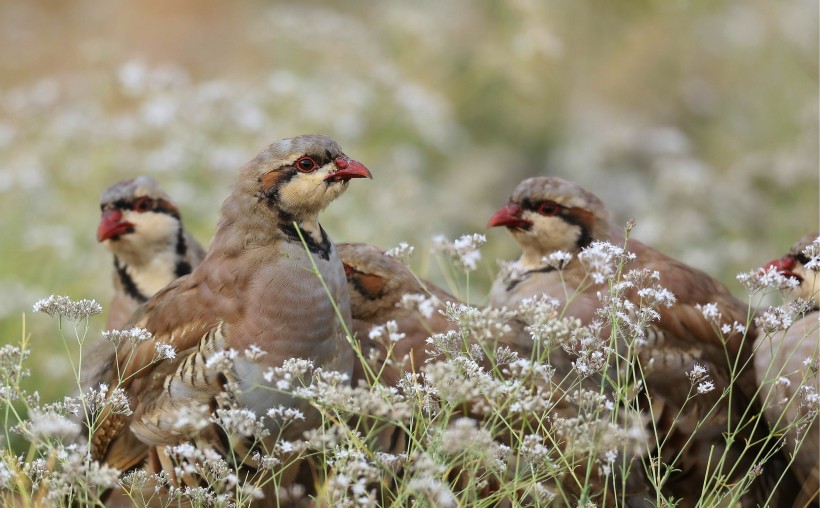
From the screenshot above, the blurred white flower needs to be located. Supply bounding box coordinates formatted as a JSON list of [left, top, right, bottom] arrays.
[[27, 410, 80, 440], [385, 241, 415, 262], [578, 241, 635, 284], [737, 266, 800, 292], [542, 250, 573, 270], [154, 343, 177, 360], [33, 295, 102, 321], [432, 233, 486, 272], [697, 381, 716, 394], [102, 327, 152, 346]]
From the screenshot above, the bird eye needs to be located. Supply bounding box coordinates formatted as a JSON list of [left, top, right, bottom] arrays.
[[295, 156, 318, 173], [133, 197, 153, 213], [538, 201, 560, 216]]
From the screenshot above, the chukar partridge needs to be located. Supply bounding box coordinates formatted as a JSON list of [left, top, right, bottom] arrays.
[[754, 233, 819, 507], [487, 176, 792, 507], [97, 176, 206, 330], [338, 242, 460, 387], [88, 135, 371, 494]]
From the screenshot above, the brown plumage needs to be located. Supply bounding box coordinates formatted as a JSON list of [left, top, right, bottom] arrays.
[[338, 242, 460, 387], [87, 135, 371, 491], [486, 176, 789, 507], [97, 176, 206, 330], [754, 233, 819, 507]]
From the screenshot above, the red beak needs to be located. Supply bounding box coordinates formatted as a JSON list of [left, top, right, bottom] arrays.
[[97, 209, 135, 242], [762, 255, 802, 282], [325, 157, 372, 183], [487, 203, 532, 229]]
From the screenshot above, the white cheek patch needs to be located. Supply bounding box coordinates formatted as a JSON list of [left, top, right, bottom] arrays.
[[531, 216, 580, 253], [513, 214, 581, 268], [126, 211, 179, 245], [277, 170, 346, 214], [109, 211, 180, 266], [795, 265, 820, 302]]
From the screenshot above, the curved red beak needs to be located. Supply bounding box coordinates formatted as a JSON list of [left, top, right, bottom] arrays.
[[487, 203, 532, 229], [97, 209, 135, 242], [762, 255, 802, 282], [325, 157, 372, 183]]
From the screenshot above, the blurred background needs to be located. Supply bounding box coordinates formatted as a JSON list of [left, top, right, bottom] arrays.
[[0, 0, 817, 401]]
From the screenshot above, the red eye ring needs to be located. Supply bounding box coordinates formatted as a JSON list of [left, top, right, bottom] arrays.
[[133, 197, 152, 213], [295, 156, 318, 173], [538, 201, 560, 216]]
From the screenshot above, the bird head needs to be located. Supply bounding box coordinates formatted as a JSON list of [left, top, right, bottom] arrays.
[[488, 177, 610, 267], [237, 134, 371, 223], [763, 233, 820, 304], [338, 243, 417, 320], [98, 176, 183, 261]]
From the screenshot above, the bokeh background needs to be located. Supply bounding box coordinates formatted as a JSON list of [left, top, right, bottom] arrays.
[[0, 0, 817, 401]]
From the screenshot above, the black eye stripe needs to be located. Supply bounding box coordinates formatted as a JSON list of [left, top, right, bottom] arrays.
[[521, 198, 564, 213], [794, 252, 811, 265], [103, 198, 180, 219]]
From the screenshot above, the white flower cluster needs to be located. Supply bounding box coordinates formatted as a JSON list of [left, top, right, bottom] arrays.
[[32, 295, 102, 321], [578, 241, 636, 284], [802, 236, 820, 271], [102, 326, 153, 346], [212, 408, 269, 440], [400, 293, 442, 319], [384, 241, 415, 262], [24, 409, 81, 440], [541, 250, 573, 270], [736, 266, 800, 292], [82, 383, 131, 418], [755, 306, 794, 333], [154, 342, 177, 360], [432, 233, 486, 272], [565, 330, 613, 378], [687, 363, 716, 395], [441, 301, 515, 344], [263, 358, 315, 391], [368, 320, 406, 344]]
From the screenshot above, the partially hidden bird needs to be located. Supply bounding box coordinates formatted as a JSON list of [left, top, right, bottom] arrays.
[[486, 176, 792, 507], [338, 242, 460, 387], [754, 233, 819, 507], [87, 135, 371, 497], [97, 176, 206, 330]]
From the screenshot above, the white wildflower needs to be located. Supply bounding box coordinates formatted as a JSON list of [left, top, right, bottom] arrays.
[[755, 306, 793, 333], [696, 302, 721, 323], [602, 449, 618, 475], [369, 320, 406, 343], [385, 241, 415, 262], [432, 233, 486, 272], [33, 295, 102, 321], [800, 385, 820, 410], [802, 237, 820, 271], [267, 406, 305, 425], [688, 364, 708, 383], [0, 460, 14, 489], [27, 410, 80, 440], [213, 408, 268, 439], [204, 349, 237, 371], [697, 380, 715, 394], [244, 344, 267, 361], [401, 293, 442, 318], [264, 358, 314, 390], [578, 241, 636, 284], [542, 250, 573, 270], [102, 327, 152, 346], [154, 343, 176, 360], [737, 266, 800, 292]]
